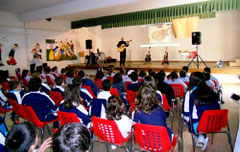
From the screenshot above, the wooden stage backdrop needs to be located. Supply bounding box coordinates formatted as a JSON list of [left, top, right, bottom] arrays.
[[69, 61, 240, 75]]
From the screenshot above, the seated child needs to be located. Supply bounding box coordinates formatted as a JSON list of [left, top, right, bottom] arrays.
[[5, 122, 52, 152], [101, 95, 133, 139], [53, 123, 91, 152], [59, 84, 91, 128], [132, 84, 174, 142], [183, 72, 220, 151], [97, 79, 112, 102], [52, 77, 65, 97]]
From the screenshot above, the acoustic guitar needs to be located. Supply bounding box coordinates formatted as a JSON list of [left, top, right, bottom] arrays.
[[117, 40, 132, 52], [145, 47, 151, 62], [162, 47, 169, 65]]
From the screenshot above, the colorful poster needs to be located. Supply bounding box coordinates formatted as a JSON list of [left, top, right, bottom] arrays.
[[46, 39, 77, 61]]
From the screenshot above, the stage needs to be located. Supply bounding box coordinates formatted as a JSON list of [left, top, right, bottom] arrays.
[[69, 60, 240, 75]]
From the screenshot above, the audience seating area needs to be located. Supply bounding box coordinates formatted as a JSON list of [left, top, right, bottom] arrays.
[[0, 65, 238, 152]]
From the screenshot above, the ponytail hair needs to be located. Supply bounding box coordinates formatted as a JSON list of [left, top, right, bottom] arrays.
[[106, 95, 124, 121]]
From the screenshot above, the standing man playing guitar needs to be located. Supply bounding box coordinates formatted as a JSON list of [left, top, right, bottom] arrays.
[[117, 37, 130, 67]]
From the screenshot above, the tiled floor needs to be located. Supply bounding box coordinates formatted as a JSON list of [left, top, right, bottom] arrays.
[[2, 74, 239, 152]]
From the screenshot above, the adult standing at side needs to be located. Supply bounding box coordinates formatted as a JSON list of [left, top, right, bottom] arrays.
[[117, 37, 129, 67]]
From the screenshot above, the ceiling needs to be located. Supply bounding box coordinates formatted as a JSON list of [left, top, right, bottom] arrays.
[[0, 0, 78, 13], [0, 0, 210, 23]]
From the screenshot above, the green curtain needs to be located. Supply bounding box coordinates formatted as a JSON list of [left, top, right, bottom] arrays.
[[71, 0, 240, 29]]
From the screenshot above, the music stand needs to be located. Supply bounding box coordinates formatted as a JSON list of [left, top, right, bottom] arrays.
[[127, 50, 132, 66]]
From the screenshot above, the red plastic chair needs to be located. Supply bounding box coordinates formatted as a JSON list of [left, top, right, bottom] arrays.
[[49, 91, 63, 107], [190, 109, 233, 152], [188, 51, 197, 59], [82, 85, 97, 98], [162, 94, 172, 112], [0, 105, 12, 115], [212, 80, 219, 91], [8, 99, 27, 119], [22, 78, 29, 87], [134, 123, 177, 152], [57, 111, 81, 126], [107, 77, 114, 82], [125, 81, 132, 91], [9, 76, 18, 81], [2, 81, 9, 92], [126, 90, 137, 114], [45, 75, 55, 86], [15, 71, 22, 81], [183, 81, 189, 87], [110, 88, 120, 96], [22, 105, 58, 142], [170, 83, 185, 113], [162, 94, 173, 130], [52, 73, 58, 78], [90, 116, 130, 151], [40, 75, 45, 80], [60, 74, 67, 82], [94, 79, 103, 89], [138, 78, 143, 83], [170, 84, 185, 98]]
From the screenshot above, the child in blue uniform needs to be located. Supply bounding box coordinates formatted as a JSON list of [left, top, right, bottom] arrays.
[[59, 84, 91, 128], [183, 72, 220, 151], [132, 84, 174, 142]]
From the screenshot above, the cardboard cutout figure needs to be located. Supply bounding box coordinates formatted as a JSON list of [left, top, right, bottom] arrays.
[[7, 44, 18, 65], [32, 43, 42, 59]]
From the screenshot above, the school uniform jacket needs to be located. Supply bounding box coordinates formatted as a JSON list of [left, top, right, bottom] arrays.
[[59, 103, 91, 127], [82, 77, 99, 96], [22, 91, 58, 122], [183, 87, 220, 123]]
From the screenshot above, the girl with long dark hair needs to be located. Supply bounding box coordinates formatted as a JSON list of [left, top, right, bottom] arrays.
[[133, 84, 174, 141], [101, 95, 133, 138], [59, 84, 91, 127], [183, 72, 220, 150]]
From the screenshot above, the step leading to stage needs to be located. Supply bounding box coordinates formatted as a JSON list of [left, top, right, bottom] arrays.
[[230, 59, 240, 67]]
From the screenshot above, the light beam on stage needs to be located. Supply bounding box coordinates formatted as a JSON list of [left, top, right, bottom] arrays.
[[140, 43, 181, 48]]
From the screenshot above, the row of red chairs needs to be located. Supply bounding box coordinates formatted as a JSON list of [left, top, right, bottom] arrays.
[[7, 99, 58, 142], [90, 109, 233, 152], [90, 116, 178, 152], [6, 97, 233, 151]]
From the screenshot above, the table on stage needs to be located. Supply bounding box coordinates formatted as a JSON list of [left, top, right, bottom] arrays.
[[178, 50, 190, 66]]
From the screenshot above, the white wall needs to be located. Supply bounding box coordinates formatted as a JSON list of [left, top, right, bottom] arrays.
[[1, 10, 239, 76], [0, 11, 77, 75], [101, 10, 240, 62], [75, 26, 102, 58]]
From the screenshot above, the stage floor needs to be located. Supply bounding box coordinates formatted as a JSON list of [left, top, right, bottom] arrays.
[[69, 61, 240, 74]]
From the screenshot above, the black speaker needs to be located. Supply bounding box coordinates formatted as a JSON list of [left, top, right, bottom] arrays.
[[192, 32, 201, 45], [86, 40, 92, 49]]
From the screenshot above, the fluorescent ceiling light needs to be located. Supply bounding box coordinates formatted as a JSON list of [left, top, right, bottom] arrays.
[[141, 22, 172, 27]]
